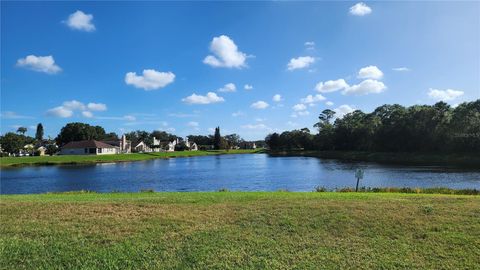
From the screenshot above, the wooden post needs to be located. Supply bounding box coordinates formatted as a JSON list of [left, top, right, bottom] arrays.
[[356, 177, 360, 192]]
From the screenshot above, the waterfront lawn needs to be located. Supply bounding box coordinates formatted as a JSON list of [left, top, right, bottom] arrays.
[[1, 192, 479, 269], [0, 149, 261, 167]]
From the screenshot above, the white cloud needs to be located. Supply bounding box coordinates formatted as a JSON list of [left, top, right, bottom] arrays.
[[272, 94, 283, 102], [123, 115, 136, 121], [182, 92, 225, 105], [232, 111, 245, 117], [392, 67, 410, 72], [62, 100, 86, 111], [300, 94, 326, 104], [334, 105, 355, 118], [326, 101, 334, 106], [291, 111, 310, 118], [251, 101, 269, 109], [65, 10, 95, 32], [343, 79, 386, 95], [287, 121, 298, 127], [82, 111, 94, 118], [241, 123, 270, 130], [218, 83, 236, 92], [0, 111, 34, 119], [304, 41, 315, 50], [203, 35, 248, 68], [349, 2, 372, 16], [358, 65, 383, 79], [292, 103, 307, 111], [244, 84, 253, 90], [16, 55, 62, 74], [187, 121, 199, 127], [87, 102, 107, 111], [287, 56, 315, 71], [428, 88, 464, 102], [315, 79, 349, 93], [125, 69, 175, 90], [46, 106, 73, 118]]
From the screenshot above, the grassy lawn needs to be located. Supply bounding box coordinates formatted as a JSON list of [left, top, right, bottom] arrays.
[[1, 192, 479, 269], [0, 149, 261, 167]]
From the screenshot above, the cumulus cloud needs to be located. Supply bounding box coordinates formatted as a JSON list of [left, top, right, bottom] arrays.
[[300, 94, 326, 104], [349, 2, 372, 16], [97, 115, 136, 121], [292, 103, 307, 111], [16, 55, 62, 74], [244, 84, 253, 90], [62, 100, 86, 111], [291, 111, 310, 118], [272, 94, 283, 102], [251, 101, 269, 109], [326, 101, 334, 106], [46, 100, 108, 118], [287, 56, 315, 71], [87, 102, 107, 111], [428, 88, 464, 101], [343, 79, 386, 95], [65, 10, 95, 32], [334, 105, 355, 118], [125, 69, 175, 90], [315, 79, 349, 93], [392, 67, 410, 72], [47, 106, 73, 118], [82, 111, 94, 118], [217, 83, 236, 92], [203, 35, 248, 68], [358, 65, 383, 79], [182, 92, 225, 105]]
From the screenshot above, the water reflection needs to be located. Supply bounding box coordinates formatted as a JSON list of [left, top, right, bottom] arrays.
[[1, 154, 479, 194]]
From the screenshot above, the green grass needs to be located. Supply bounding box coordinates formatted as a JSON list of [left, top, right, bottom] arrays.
[[1, 192, 479, 269], [0, 149, 262, 167], [269, 150, 480, 167]]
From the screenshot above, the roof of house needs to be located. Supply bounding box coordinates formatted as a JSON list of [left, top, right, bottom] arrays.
[[62, 140, 118, 149]]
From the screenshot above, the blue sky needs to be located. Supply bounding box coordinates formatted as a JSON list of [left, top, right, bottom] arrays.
[[1, 1, 479, 140]]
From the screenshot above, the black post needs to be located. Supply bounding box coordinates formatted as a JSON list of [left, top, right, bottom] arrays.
[[355, 177, 360, 192]]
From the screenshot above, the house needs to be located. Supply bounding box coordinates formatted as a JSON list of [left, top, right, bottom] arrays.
[[133, 141, 151, 153], [185, 138, 198, 151], [59, 140, 119, 155], [167, 138, 178, 152], [36, 146, 46, 156], [101, 135, 131, 153]]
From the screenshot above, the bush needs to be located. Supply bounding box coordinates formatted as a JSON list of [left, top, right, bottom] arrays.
[[314, 186, 327, 192]]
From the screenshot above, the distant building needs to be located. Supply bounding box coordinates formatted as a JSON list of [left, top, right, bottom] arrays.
[[102, 135, 131, 153], [59, 140, 119, 155]]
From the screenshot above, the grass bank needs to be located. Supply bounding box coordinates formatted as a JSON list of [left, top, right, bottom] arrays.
[[269, 150, 480, 167], [0, 149, 262, 167], [1, 192, 479, 269]]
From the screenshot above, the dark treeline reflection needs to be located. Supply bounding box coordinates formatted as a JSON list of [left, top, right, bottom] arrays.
[[266, 100, 480, 153]]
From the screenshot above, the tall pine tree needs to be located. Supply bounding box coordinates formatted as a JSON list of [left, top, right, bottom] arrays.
[[35, 123, 44, 141], [214, 126, 221, 150]]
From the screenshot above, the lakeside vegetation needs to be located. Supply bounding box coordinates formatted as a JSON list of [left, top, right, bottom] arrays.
[[266, 100, 480, 154], [1, 191, 479, 269], [0, 149, 262, 167]]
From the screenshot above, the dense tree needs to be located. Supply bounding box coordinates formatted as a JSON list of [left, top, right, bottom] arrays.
[[266, 100, 480, 153], [213, 127, 222, 150], [16, 127, 27, 135], [35, 123, 44, 141], [0, 132, 34, 154], [224, 134, 243, 149], [187, 135, 213, 146], [55, 122, 108, 146]]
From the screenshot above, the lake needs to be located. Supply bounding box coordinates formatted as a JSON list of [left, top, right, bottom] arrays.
[[1, 154, 479, 194]]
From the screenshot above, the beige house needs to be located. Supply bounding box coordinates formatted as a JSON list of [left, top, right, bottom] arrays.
[[59, 140, 119, 155]]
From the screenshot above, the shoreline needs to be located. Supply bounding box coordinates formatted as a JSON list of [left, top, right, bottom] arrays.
[[267, 150, 480, 167], [0, 149, 262, 168]]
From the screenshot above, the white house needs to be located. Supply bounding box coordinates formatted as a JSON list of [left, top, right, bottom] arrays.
[[59, 140, 119, 155]]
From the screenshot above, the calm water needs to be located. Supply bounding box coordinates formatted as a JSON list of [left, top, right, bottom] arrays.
[[1, 154, 479, 194]]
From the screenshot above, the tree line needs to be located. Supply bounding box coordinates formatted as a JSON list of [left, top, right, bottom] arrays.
[[0, 122, 261, 155], [266, 100, 480, 153]]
